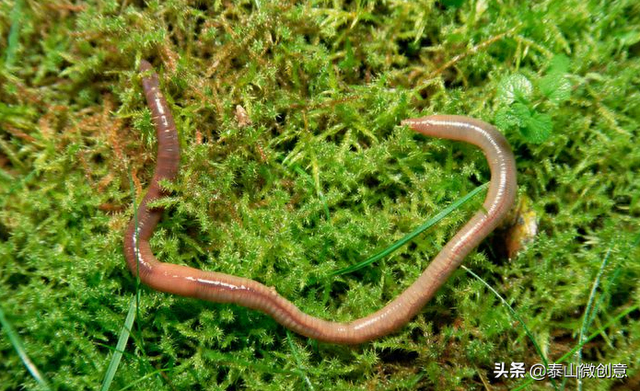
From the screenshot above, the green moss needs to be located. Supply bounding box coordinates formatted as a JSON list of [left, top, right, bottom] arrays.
[[1, 0, 639, 390]]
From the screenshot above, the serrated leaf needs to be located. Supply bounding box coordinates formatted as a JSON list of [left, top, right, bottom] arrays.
[[539, 55, 572, 104], [539, 73, 572, 104], [496, 74, 533, 105], [494, 106, 520, 129], [511, 102, 532, 123], [495, 107, 519, 130], [547, 55, 570, 75], [522, 111, 552, 143], [495, 103, 530, 132]]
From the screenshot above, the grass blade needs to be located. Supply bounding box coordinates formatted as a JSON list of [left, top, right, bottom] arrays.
[[331, 183, 488, 276], [0, 306, 51, 390], [576, 246, 612, 391], [511, 304, 638, 391], [100, 296, 137, 391], [286, 331, 315, 391], [4, 0, 23, 68], [462, 266, 558, 391]]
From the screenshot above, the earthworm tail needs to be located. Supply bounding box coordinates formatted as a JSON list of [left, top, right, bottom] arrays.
[[123, 61, 517, 344]]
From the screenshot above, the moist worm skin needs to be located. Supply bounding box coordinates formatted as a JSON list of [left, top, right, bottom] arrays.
[[124, 61, 517, 344]]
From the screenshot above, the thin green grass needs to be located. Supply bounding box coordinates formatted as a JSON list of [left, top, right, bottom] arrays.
[[286, 331, 316, 391], [129, 169, 146, 360], [0, 306, 51, 390], [3, 0, 22, 68], [101, 168, 160, 390], [575, 247, 612, 391], [100, 296, 137, 391], [465, 234, 634, 391], [511, 304, 639, 391], [462, 265, 559, 391], [114, 367, 173, 391], [332, 183, 488, 276]]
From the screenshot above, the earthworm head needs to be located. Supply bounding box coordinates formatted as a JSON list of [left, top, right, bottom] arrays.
[[400, 115, 439, 130], [401, 116, 435, 130], [139, 59, 153, 73]]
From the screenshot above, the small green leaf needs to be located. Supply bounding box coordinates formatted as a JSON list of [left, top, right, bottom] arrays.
[[539, 74, 571, 104], [495, 103, 530, 131], [539, 55, 572, 104], [547, 54, 570, 75], [338, 39, 359, 71], [522, 111, 552, 143], [495, 106, 521, 130], [496, 103, 552, 144], [496, 74, 533, 105], [511, 102, 532, 124]]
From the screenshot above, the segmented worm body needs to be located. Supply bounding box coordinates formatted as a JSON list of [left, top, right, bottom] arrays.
[[124, 60, 517, 344]]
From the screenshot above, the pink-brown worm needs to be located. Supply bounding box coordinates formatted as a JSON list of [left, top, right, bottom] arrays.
[[124, 60, 517, 344]]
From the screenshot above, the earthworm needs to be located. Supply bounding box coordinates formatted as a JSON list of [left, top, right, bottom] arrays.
[[124, 60, 517, 344]]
